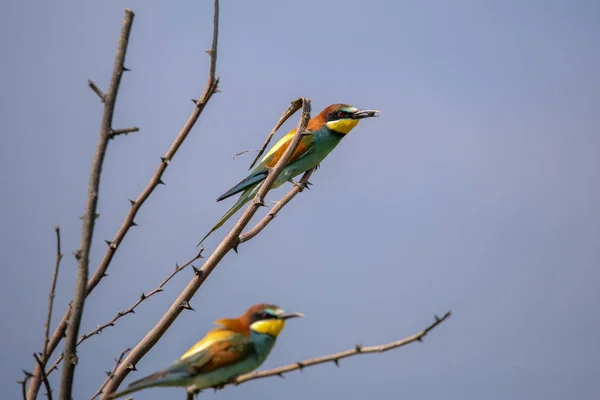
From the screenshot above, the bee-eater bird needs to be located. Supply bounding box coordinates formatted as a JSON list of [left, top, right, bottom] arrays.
[[107, 304, 304, 399], [199, 103, 379, 244]]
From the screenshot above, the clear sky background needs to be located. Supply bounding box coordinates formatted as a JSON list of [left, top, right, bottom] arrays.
[[1, 0, 599, 399]]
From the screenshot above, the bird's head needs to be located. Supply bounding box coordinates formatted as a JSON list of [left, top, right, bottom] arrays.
[[241, 304, 304, 337], [311, 104, 379, 135]]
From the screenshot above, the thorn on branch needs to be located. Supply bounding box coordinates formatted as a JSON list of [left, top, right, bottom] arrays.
[[130, 221, 138, 227], [109, 127, 140, 138], [158, 179, 165, 185], [128, 198, 136, 205], [126, 363, 137, 371], [254, 199, 267, 207], [192, 265, 202, 276], [296, 361, 305, 371], [180, 301, 194, 311], [104, 240, 117, 249], [355, 344, 363, 352], [87, 80, 105, 101], [160, 157, 170, 165], [333, 359, 340, 367], [122, 66, 131, 72]]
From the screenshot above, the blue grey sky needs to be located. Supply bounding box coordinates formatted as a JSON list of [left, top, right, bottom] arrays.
[[1, 0, 599, 399]]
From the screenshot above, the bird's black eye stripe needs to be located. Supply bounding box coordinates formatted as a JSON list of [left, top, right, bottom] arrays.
[[251, 311, 277, 323], [328, 110, 350, 121]]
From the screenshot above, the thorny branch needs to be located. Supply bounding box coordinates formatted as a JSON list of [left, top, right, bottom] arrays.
[[110, 127, 140, 138], [90, 348, 131, 400], [83, 250, 204, 346], [33, 354, 52, 400], [235, 312, 452, 384], [19, 372, 32, 400], [45, 250, 204, 376], [185, 312, 451, 396], [102, 94, 312, 397], [28, 0, 221, 395], [43, 226, 63, 359], [59, 9, 136, 400]]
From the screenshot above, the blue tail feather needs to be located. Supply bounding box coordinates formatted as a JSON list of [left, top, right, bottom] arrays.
[[216, 170, 267, 202]]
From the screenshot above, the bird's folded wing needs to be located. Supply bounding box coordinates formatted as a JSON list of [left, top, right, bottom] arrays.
[[260, 129, 316, 169], [177, 330, 255, 374]]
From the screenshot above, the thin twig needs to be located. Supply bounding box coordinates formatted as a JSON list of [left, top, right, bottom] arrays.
[[248, 98, 305, 170], [43, 226, 63, 359], [232, 148, 260, 160], [29, 0, 221, 393], [88, 80, 105, 101], [81, 249, 204, 345], [102, 95, 312, 397], [239, 168, 315, 243], [19, 371, 32, 400], [90, 348, 131, 400], [33, 354, 53, 400], [58, 9, 136, 400], [46, 249, 204, 376], [235, 311, 452, 385], [110, 127, 140, 138]]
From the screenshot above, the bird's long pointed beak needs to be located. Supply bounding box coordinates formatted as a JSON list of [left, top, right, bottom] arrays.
[[352, 109, 379, 119], [278, 311, 305, 320]]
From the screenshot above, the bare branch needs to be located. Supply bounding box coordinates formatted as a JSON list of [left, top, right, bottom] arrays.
[[109, 127, 140, 138], [102, 95, 312, 397], [235, 311, 451, 385], [79, 249, 204, 345], [33, 354, 52, 400], [56, 9, 136, 400], [29, 0, 221, 393], [248, 98, 305, 170], [239, 167, 315, 243], [19, 371, 32, 400], [90, 348, 131, 400], [87, 80, 105, 101], [98, 3, 220, 396], [43, 226, 63, 360]]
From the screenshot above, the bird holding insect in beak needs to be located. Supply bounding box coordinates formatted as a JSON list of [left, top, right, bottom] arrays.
[[106, 304, 304, 399], [198, 103, 379, 245]]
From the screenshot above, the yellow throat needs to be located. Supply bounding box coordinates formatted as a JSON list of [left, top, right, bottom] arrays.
[[325, 119, 359, 134], [250, 319, 286, 337]]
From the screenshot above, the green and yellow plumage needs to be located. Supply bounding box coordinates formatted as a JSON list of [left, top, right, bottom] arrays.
[[198, 103, 379, 244], [107, 304, 303, 399]]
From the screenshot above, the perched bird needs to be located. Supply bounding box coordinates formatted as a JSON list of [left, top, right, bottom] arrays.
[[107, 304, 304, 399], [199, 103, 379, 244]]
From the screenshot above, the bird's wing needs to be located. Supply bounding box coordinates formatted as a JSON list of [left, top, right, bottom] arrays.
[[216, 130, 316, 202], [259, 129, 316, 169], [177, 329, 255, 374]]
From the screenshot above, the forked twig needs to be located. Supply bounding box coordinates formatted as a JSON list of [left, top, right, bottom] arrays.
[[33, 354, 53, 400], [239, 167, 315, 243], [247, 98, 305, 170], [90, 348, 131, 400]]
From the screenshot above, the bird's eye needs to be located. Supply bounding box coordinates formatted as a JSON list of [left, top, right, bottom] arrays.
[[261, 312, 271, 319], [337, 111, 345, 118]]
